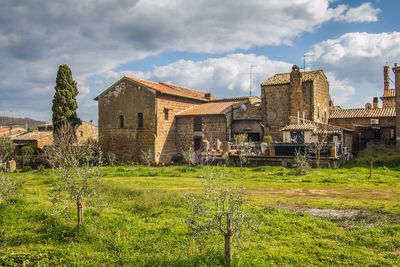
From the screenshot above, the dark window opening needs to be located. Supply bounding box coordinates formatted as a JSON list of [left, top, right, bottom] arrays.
[[194, 136, 202, 151], [80, 131, 83, 137], [119, 115, 124, 128], [164, 109, 169, 120], [290, 131, 304, 144], [138, 113, 143, 128], [194, 117, 202, 131]]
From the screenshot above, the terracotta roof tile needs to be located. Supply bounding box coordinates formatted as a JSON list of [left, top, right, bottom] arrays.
[[281, 122, 345, 134], [126, 77, 212, 101], [262, 70, 325, 86], [177, 100, 246, 116], [330, 107, 395, 119], [281, 123, 317, 131], [11, 131, 52, 141]]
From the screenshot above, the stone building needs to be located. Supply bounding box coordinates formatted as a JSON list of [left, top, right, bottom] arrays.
[[261, 65, 331, 141], [95, 76, 215, 162], [12, 120, 98, 150], [175, 97, 262, 150], [329, 65, 400, 153]]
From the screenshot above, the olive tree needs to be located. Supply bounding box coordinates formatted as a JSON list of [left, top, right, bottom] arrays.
[[180, 146, 194, 172], [233, 134, 247, 172], [185, 168, 258, 266], [307, 133, 328, 168], [44, 123, 103, 229]]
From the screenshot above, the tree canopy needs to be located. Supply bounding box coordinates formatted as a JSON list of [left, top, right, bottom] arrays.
[[52, 64, 80, 132]]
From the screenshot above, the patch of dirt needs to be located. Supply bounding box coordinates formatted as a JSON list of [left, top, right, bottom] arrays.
[[272, 202, 400, 228]]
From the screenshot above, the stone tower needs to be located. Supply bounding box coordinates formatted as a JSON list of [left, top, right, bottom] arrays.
[[384, 65, 390, 95], [290, 65, 303, 118], [393, 64, 400, 149]]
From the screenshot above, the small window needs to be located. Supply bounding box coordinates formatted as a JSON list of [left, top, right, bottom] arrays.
[[194, 117, 202, 131], [324, 111, 327, 122], [80, 131, 83, 137], [138, 113, 143, 128], [119, 115, 124, 128], [164, 109, 169, 120]]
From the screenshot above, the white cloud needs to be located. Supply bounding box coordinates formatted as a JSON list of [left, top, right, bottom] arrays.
[[97, 54, 293, 99], [308, 31, 400, 107], [335, 2, 380, 23], [0, 0, 380, 120], [324, 72, 355, 105], [310, 32, 400, 83]]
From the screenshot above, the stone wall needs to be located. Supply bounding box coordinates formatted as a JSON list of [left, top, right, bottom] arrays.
[[262, 71, 329, 142], [261, 83, 291, 141], [76, 121, 98, 145], [312, 75, 330, 123], [97, 79, 157, 162], [329, 117, 395, 130], [155, 94, 203, 162], [176, 115, 227, 150]]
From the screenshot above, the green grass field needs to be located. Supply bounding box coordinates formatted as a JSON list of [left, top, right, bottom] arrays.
[[1, 165, 400, 266]]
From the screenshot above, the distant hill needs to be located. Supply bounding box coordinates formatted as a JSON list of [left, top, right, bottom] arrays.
[[0, 116, 47, 129]]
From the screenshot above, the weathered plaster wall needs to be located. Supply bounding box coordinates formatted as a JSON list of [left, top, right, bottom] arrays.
[[98, 79, 157, 162]]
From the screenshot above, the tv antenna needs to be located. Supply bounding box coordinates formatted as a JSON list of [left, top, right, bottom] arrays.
[[302, 53, 315, 71], [248, 64, 255, 96]]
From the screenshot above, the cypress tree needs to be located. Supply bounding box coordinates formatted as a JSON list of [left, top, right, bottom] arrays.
[[52, 64, 81, 136]]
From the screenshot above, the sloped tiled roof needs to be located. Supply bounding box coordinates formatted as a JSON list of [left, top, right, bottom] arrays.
[[281, 122, 345, 134], [94, 76, 213, 102], [330, 107, 395, 119], [261, 70, 325, 86], [177, 100, 246, 116], [12, 131, 52, 141], [381, 88, 395, 98], [159, 82, 218, 101], [281, 123, 316, 131], [233, 101, 262, 120]]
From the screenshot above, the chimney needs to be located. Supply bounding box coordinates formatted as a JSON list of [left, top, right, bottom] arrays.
[[205, 93, 212, 100], [384, 65, 390, 96], [373, 97, 379, 109], [393, 64, 400, 150], [290, 65, 303, 118]]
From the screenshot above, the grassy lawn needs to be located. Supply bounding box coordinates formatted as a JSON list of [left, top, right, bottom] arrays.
[[1, 165, 400, 266]]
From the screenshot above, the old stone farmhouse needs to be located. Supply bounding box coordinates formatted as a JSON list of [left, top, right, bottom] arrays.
[[261, 65, 331, 141], [95, 76, 262, 162]]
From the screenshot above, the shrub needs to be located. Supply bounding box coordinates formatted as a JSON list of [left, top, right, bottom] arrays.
[[171, 154, 183, 164], [22, 166, 32, 172], [293, 149, 310, 175], [263, 135, 273, 144]]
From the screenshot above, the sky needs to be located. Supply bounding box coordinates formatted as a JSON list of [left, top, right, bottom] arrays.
[[1, 0, 399, 123]]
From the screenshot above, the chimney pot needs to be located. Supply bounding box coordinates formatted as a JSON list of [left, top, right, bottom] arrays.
[[373, 97, 379, 109]]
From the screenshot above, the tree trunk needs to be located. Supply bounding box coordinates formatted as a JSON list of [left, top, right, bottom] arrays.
[[316, 151, 320, 168], [188, 161, 191, 173], [77, 196, 84, 228], [224, 218, 232, 267], [369, 161, 372, 179]]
